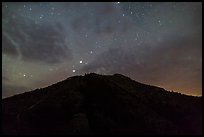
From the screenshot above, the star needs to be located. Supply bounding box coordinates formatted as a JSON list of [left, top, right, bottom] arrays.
[[2, 2, 202, 98], [158, 20, 162, 26], [39, 15, 44, 19]]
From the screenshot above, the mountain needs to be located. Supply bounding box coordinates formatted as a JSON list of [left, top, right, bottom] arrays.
[[2, 73, 202, 135]]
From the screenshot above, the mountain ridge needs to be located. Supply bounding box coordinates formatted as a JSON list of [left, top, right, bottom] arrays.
[[2, 73, 202, 135]]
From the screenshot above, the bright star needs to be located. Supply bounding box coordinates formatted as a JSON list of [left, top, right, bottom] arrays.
[[40, 14, 44, 19]]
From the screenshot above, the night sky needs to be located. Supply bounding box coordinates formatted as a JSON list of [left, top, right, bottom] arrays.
[[2, 2, 202, 98]]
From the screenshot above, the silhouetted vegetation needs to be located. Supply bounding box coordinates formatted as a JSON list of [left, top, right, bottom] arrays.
[[2, 73, 202, 135]]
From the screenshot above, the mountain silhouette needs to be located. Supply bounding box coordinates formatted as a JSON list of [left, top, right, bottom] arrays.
[[2, 73, 202, 135]]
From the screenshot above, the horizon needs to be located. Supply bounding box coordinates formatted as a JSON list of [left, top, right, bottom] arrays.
[[2, 73, 202, 99], [2, 2, 202, 98]]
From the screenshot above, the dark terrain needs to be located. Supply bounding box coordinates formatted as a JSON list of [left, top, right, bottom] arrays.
[[2, 73, 202, 135]]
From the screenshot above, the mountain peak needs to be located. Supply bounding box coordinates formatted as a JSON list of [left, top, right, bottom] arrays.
[[2, 73, 202, 135]]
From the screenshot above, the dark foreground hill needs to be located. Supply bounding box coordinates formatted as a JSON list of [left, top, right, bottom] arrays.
[[2, 73, 202, 135]]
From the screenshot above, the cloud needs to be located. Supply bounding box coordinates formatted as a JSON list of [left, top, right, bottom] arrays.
[[81, 34, 202, 95], [2, 11, 72, 64], [2, 76, 10, 83], [2, 84, 30, 99]]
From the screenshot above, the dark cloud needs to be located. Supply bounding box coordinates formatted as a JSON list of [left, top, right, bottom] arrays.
[[2, 11, 72, 64], [2, 2, 202, 97], [70, 4, 131, 36], [2, 34, 18, 56]]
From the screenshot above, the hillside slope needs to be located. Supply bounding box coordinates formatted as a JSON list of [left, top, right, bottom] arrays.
[[2, 73, 202, 135]]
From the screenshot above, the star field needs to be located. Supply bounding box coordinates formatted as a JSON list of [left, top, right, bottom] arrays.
[[2, 2, 202, 98]]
